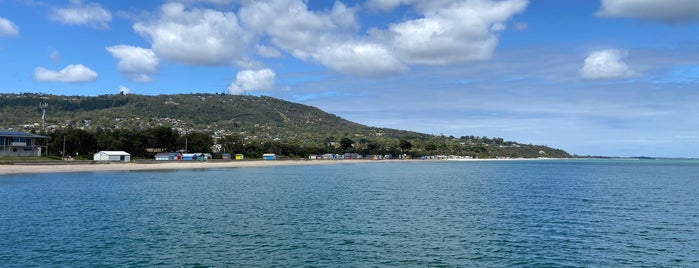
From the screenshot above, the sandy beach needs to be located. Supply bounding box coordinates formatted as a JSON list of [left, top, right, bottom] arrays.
[[0, 159, 411, 175], [0, 158, 559, 176]]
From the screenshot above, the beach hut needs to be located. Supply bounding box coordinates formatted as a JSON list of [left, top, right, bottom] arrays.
[[222, 153, 231, 159], [262, 153, 276, 160], [155, 152, 181, 161], [93, 151, 131, 162], [182, 153, 201, 161], [235, 154, 244, 160]]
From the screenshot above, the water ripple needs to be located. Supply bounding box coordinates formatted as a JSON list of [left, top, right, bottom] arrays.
[[1, 160, 698, 267]]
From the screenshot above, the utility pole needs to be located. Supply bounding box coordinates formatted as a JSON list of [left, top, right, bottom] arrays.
[[39, 102, 49, 158]]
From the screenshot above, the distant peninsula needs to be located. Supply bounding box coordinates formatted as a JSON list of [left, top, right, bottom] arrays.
[[0, 93, 571, 159]]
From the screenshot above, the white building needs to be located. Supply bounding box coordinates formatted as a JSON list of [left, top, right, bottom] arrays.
[[93, 151, 131, 162], [0, 129, 47, 157]]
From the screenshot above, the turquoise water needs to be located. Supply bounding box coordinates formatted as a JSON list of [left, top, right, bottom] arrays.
[[1, 159, 698, 267]]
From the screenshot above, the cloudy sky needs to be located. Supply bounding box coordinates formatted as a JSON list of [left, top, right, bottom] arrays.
[[1, 0, 698, 158]]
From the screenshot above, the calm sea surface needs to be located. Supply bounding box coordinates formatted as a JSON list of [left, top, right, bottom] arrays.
[[1, 159, 698, 267]]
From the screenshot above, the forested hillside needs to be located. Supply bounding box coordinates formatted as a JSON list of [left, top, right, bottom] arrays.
[[1, 93, 571, 159]]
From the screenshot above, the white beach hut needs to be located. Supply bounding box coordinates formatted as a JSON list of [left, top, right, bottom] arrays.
[[93, 151, 131, 162]]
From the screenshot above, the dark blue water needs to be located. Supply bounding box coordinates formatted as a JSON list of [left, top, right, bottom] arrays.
[[1, 160, 698, 267]]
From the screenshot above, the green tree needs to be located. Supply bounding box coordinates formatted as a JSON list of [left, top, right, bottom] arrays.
[[148, 126, 179, 150], [339, 137, 354, 153], [180, 132, 213, 153], [49, 128, 97, 158], [399, 138, 412, 154], [219, 134, 244, 154]]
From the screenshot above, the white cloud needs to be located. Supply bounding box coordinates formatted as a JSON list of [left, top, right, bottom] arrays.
[[240, 0, 528, 74], [365, 0, 413, 11], [317, 42, 406, 76], [106, 45, 159, 83], [34, 64, 98, 83], [597, 0, 699, 22], [134, 2, 248, 66], [580, 49, 639, 80], [227, 69, 276, 95], [240, 1, 358, 58], [0, 17, 19, 37], [130, 0, 528, 78], [386, 0, 528, 65], [240, 0, 405, 76], [177, 0, 237, 5], [255, 45, 282, 58], [118, 85, 131, 95], [50, 0, 112, 29]]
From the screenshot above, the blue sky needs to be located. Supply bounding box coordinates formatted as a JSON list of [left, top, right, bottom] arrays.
[[1, 0, 698, 158]]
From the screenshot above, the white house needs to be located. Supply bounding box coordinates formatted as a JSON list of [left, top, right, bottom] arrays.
[[93, 151, 131, 162]]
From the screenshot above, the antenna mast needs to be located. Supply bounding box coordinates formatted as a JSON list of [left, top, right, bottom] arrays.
[[39, 102, 48, 130]]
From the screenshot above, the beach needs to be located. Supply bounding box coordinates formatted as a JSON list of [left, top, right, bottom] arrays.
[[0, 158, 560, 175], [0, 159, 410, 175]]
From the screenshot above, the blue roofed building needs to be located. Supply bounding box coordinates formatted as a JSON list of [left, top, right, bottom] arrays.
[[1, 129, 48, 157]]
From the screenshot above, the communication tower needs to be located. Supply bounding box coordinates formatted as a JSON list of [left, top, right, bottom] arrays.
[[39, 102, 48, 130]]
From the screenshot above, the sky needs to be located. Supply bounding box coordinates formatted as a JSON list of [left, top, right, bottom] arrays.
[[0, 0, 698, 158]]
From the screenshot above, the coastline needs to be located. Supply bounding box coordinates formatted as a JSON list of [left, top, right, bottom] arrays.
[[0, 159, 414, 175], [0, 158, 569, 176]]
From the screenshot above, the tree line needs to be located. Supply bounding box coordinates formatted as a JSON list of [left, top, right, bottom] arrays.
[[39, 126, 571, 160], [44, 127, 212, 159]]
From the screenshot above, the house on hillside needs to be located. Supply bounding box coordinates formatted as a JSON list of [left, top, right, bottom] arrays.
[[94, 151, 131, 162], [0, 129, 48, 157], [155, 152, 182, 161]]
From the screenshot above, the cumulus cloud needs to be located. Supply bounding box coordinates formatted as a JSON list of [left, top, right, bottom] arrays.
[[239, 0, 405, 75], [255, 45, 282, 58], [317, 42, 406, 76], [580, 49, 639, 80], [131, 0, 528, 78], [227, 69, 276, 95], [597, 0, 699, 22], [365, 0, 413, 11], [177, 0, 237, 5], [118, 85, 131, 95], [50, 0, 112, 29], [0, 17, 19, 37], [106, 45, 159, 83], [134, 2, 248, 66], [240, 1, 358, 57], [239, 0, 527, 72], [34, 64, 98, 83], [386, 0, 528, 65]]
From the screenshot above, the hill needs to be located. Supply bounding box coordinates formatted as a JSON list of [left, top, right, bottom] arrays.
[[0, 93, 571, 159]]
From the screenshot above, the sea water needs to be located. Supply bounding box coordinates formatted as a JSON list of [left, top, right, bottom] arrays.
[[1, 159, 698, 267]]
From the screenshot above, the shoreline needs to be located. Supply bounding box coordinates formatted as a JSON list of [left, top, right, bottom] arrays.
[[0, 158, 568, 176], [0, 159, 413, 175]]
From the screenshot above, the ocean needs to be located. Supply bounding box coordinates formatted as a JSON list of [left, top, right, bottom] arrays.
[[1, 159, 698, 267]]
